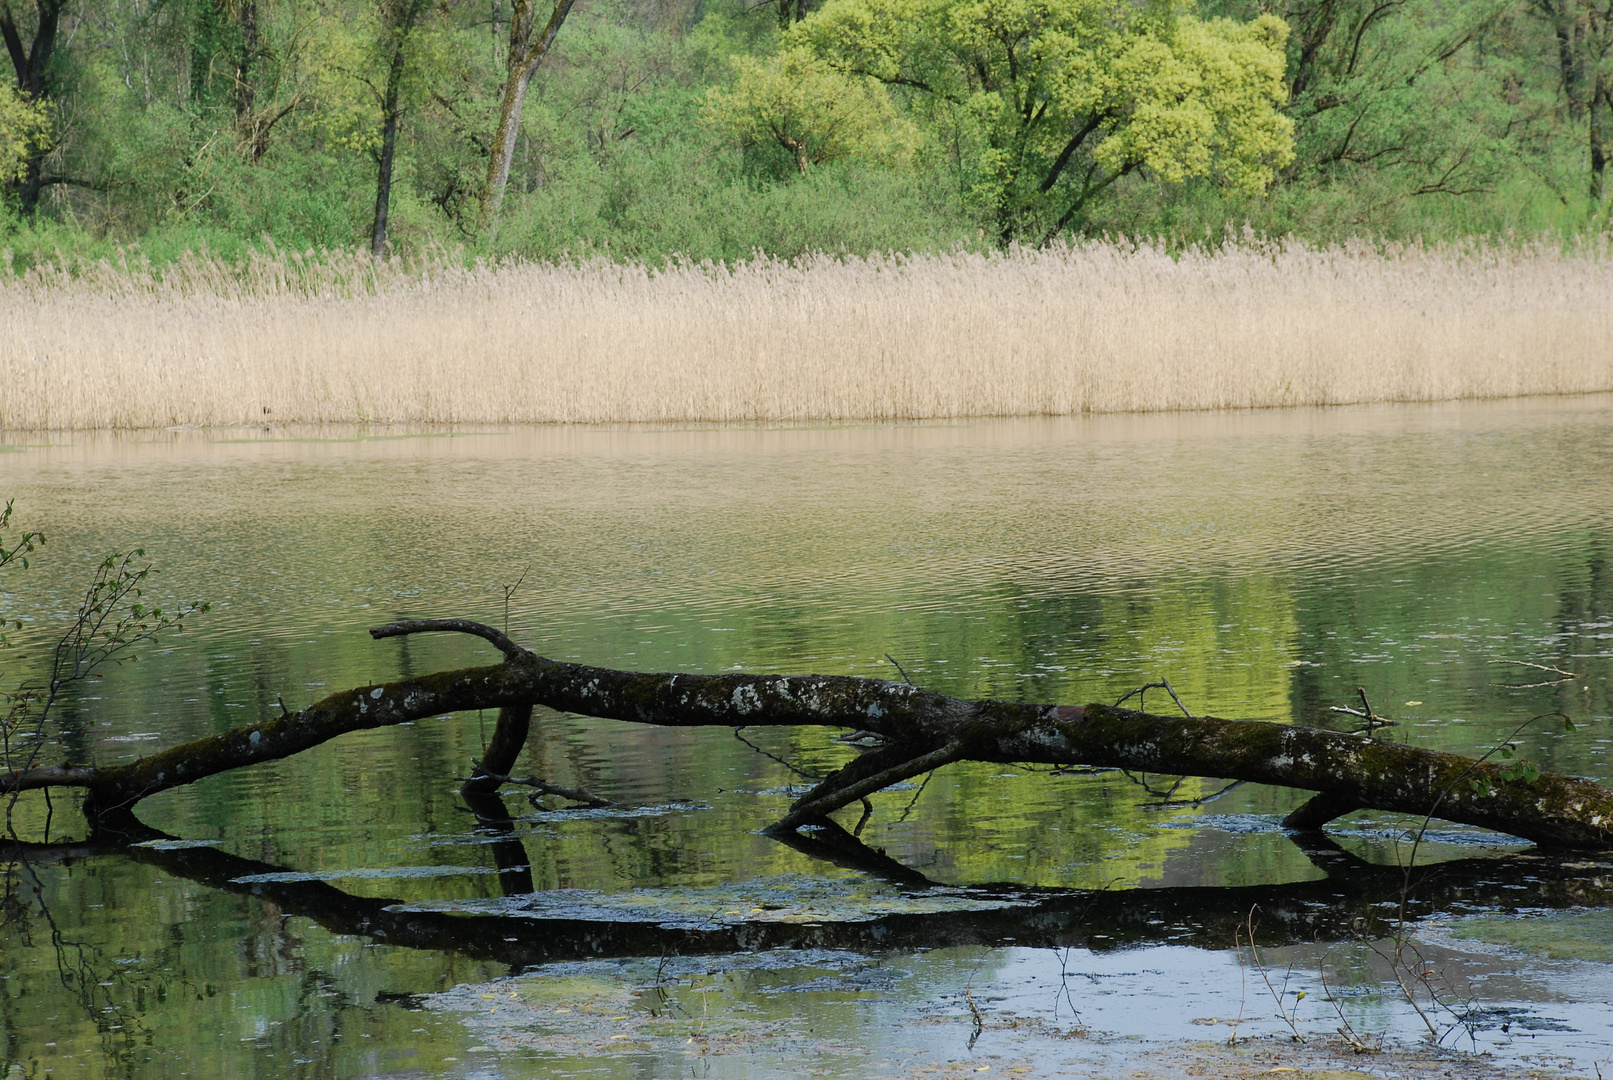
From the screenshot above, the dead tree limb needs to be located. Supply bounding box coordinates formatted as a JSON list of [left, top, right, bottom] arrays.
[[462, 705, 532, 797], [771, 741, 966, 832], [5, 619, 1613, 849]]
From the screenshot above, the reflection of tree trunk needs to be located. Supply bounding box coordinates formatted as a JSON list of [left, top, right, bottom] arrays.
[[14, 829, 1613, 961], [766, 817, 937, 888], [10, 619, 1613, 848], [461, 789, 535, 895]]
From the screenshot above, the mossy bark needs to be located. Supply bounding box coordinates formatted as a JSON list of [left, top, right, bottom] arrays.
[[7, 620, 1613, 849]]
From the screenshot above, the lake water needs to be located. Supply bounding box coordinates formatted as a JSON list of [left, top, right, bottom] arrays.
[[3, 396, 1612, 1078]]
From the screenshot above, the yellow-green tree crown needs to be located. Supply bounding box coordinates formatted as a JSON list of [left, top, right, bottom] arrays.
[[783, 0, 1294, 239], [0, 85, 51, 187]]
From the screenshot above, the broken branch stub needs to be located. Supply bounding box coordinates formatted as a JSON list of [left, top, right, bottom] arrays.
[[4, 619, 1612, 849]]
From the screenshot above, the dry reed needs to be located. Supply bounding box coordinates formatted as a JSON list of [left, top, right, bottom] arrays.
[[3, 236, 1612, 431]]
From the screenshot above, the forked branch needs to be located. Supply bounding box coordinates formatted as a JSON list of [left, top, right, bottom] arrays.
[[4, 619, 1611, 850]]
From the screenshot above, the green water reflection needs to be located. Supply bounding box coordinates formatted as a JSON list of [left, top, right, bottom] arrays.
[[2, 397, 1611, 1076]]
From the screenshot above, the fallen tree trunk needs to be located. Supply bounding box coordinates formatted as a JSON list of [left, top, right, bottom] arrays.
[[5, 619, 1611, 848]]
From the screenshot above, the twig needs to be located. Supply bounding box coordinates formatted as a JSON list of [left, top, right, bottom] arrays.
[[462, 767, 613, 807], [733, 726, 823, 780], [1114, 679, 1193, 718], [1143, 778, 1246, 810], [1329, 687, 1397, 736], [1318, 954, 1376, 1053], [896, 768, 934, 823], [965, 986, 985, 1047], [370, 619, 527, 662], [1120, 769, 1187, 802], [963, 947, 991, 1049], [1230, 920, 1249, 1046], [853, 797, 873, 837], [1357, 687, 1381, 737], [1490, 659, 1579, 679], [1377, 710, 1574, 1042], [884, 654, 914, 686], [501, 566, 531, 635], [1243, 905, 1304, 1039], [772, 741, 966, 832]]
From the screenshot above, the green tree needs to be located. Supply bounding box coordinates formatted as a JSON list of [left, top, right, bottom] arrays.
[[789, 0, 1294, 240], [0, 76, 47, 185], [1532, 0, 1613, 201], [483, 0, 579, 232], [703, 46, 915, 175], [1, 0, 67, 212], [1274, 0, 1558, 212], [367, 0, 436, 256]]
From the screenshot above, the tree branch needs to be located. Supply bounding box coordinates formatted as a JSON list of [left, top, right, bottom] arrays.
[[369, 618, 528, 661], [7, 621, 1613, 850]]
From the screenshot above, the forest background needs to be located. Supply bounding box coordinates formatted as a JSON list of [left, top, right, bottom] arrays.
[[0, 0, 1610, 269]]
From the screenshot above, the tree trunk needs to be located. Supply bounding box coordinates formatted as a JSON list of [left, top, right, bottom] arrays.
[[481, 0, 576, 234], [1548, 0, 1588, 122], [461, 704, 532, 795], [1592, 71, 1609, 200], [483, 61, 536, 233], [235, 0, 260, 152], [371, 49, 407, 258], [369, 0, 429, 258], [1, 0, 66, 214], [6, 619, 1612, 849]]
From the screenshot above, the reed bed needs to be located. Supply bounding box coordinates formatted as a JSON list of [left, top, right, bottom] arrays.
[[3, 237, 1612, 430]]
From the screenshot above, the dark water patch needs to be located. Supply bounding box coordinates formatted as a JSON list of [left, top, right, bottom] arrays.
[[516, 800, 711, 823], [233, 864, 528, 884]]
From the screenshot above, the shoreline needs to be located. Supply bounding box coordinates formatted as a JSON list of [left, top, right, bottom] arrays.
[[3, 388, 1610, 439]]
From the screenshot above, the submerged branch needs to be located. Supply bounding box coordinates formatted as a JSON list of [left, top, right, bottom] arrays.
[[6, 620, 1613, 849]]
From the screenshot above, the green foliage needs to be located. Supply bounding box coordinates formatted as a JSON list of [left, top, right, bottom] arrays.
[[0, 0, 1606, 258], [703, 47, 917, 177], [0, 498, 42, 573], [0, 83, 50, 185], [787, 0, 1293, 238], [1464, 714, 1576, 796], [494, 153, 979, 262], [1, 507, 209, 834], [0, 499, 44, 650]]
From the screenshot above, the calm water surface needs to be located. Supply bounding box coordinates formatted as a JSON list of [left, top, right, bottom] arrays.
[[3, 397, 1612, 1077]]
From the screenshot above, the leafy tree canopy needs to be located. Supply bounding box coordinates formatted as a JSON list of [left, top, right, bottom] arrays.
[[703, 47, 918, 177], [786, 0, 1294, 239], [0, 83, 50, 186]]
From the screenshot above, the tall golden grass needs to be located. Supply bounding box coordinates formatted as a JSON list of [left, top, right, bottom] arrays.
[[3, 236, 1612, 430]]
